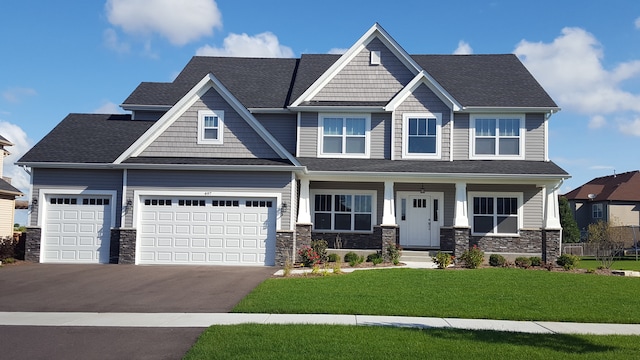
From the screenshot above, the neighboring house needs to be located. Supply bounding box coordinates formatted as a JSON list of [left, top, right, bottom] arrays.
[[0, 134, 24, 238], [564, 170, 640, 236], [17, 24, 569, 266]]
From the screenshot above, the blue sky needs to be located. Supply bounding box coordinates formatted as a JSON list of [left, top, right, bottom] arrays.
[[2, 0, 640, 224]]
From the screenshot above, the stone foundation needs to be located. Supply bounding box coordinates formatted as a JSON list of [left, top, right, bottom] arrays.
[[24, 227, 41, 263], [472, 230, 544, 254], [453, 227, 470, 258], [110, 228, 136, 264], [440, 227, 455, 252], [312, 227, 383, 249], [295, 223, 312, 263], [275, 230, 294, 266], [380, 225, 398, 261], [543, 229, 561, 263]]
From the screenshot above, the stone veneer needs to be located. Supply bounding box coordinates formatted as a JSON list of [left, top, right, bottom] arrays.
[[24, 227, 41, 263], [543, 230, 561, 263], [110, 228, 136, 264], [275, 230, 294, 266], [380, 225, 398, 261], [295, 223, 312, 263], [311, 227, 383, 249]]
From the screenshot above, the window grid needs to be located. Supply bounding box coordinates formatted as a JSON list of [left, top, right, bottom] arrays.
[[473, 116, 522, 157], [313, 193, 373, 232], [592, 203, 603, 219], [472, 196, 519, 235], [320, 115, 368, 156]]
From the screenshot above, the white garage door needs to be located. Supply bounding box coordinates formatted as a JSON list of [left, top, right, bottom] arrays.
[[43, 195, 112, 264], [138, 196, 276, 266]]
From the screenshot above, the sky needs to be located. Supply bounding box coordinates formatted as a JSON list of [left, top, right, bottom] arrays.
[[2, 0, 640, 225]]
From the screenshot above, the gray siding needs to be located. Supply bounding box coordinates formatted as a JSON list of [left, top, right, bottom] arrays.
[[467, 184, 543, 228], [525, 113, 545, 161], [31, 168, 124, 227], [133, 110, 166, 121], [312, 38, 414, 102], [255, 113, 297, 155], [140, 88, 279, 158], [310, 181, 385, 225], [125, 170, 293, 230], [394, 183, 456, 227], [452, 113, 470, 160], [371, 113, 390, 159], [298, 112, 318, 157], [394, 84, 451, 160]]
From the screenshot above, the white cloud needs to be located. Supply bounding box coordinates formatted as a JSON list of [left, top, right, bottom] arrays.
[[453, 40, 473, 55], [2, 87, 37, 103], [105, 0, 222, 46], [618, 117, 640, 136], [635, 16, 640, 29], [93, 101, 123, 114], [196, 32, 294, 58], [103, 28, 130, 53], [328, 48, 348, 55], [588, 115, 606, 129], [0, 121, 33, 197], [515, 27, 640, 136]]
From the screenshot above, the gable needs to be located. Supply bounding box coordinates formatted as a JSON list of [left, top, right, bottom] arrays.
[[140, 88, 280, 159], [311, 37, 415, 103]]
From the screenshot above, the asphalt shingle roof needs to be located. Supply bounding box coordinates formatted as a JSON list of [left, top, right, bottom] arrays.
[[123, 157, 294, 166], [564, 170, 640, 201], [0, 178, 22, 196], [18, 114, 154, 164]]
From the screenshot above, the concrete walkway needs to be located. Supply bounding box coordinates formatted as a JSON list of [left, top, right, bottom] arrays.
[[2, 312, 640, 335]]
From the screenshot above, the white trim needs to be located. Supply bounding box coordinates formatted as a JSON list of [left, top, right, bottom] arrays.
[[317, 113, 371, 158], [385, 71, 462, 112], [121, 169, 128, 227], [454, 182, 469, 228], [544, 117, 549, 162], [449, 110, 454, 162], [381, 180, 396, 226], [468, 191, 524, 236], [461, 106, 561, 113], [296, 112, 301, 157], [390, 110, 396, 161], [197, 110, 224, 145], [309, 189, 377, 233], [289, 172, 297, 231], [401, 112, 442, 159], [469, 114, 526, 160]]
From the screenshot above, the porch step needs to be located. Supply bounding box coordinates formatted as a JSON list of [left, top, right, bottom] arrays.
[[400, 250, 441, 263]]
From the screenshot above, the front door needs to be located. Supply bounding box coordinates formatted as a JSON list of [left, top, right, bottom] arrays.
[[397, 192, 441, 248]]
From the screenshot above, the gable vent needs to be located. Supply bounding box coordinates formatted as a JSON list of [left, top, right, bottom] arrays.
[[370, 50, 381, 65]]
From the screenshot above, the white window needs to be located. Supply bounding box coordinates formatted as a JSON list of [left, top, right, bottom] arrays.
[[470, 115, 524, 159], [469, 192, 523, 236], [198, 110, 224, 144], [402, 113, 441, 159], [592, 203, 603, 219], [318, 114, 370, 158], [311, 190, 376, 232]]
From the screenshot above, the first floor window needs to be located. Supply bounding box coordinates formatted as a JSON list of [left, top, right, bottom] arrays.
[[198, 110, 224, 144], [592, 203, 603, 219], [470, 193, 521, 235], [313, 192, 374, 231]]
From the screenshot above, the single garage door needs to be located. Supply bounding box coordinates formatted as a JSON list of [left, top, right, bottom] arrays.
[[138, 196, 276, 266], [43, 195, 112, 264]]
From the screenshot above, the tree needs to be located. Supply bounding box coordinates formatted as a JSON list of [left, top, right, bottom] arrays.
[[559, 196, 580, 243], [587, 220, 626, 269]]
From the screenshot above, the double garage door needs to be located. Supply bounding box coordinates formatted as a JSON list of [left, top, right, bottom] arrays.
[[138, 196, 276, 266], [42, 194, 276, 266]]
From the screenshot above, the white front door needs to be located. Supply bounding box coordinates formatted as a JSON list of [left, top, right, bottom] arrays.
[[397, 192, 441, 248]]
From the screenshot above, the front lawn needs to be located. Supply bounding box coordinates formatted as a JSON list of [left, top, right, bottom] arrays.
[[184, 324, 640, 360], [579, 257, 640, 271], [233, 268, 640, 323]]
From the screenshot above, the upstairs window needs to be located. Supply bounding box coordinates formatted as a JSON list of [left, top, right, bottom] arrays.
[[402, 113, 441, 159], [198, 110, 224, 144], [592, 203, 603, 219], [471, 115, 524, 159], [318, 114, 370, 158]]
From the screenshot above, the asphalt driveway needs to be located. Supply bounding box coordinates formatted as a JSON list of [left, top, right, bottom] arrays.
[[0, 263, 275, 359]]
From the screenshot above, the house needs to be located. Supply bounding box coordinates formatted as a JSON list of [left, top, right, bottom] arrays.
[[0, 134, 24, 238], [17, 24, 569, 266], [564, 170, 640, 237]]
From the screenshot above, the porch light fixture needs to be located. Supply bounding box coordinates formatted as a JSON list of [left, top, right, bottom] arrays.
[[280, 201, 288, 216], [31, 197, 38, 211], [420, 184, 425, 194]]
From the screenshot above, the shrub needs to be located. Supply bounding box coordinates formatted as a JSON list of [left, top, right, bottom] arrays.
[[460, 245, 484, 269], [349, 255, 365, 267], [514, 256, 532, 268], [0, 237, 20, 261], [557, 253, 580, 270], [298, 246, 320, 267], [529, 256, 542, 267], [366, 252, 382, 262], [311, 240, 328, 263], [327, 253, 340, 263], [344, 251, 359, 263], [432, 252, 453, 269], [488, 254, 506, 267], [386, 244, 402, 265]]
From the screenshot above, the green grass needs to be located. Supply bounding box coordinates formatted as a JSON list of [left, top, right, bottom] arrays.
[[184, 324, 640, 360], [579, 257, 640, 271], [233, 268, 640, 323]]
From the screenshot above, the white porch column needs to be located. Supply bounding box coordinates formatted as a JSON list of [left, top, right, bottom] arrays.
[[454, 181, 469, 228], [543, 183, 562, 229], [381, 180, 396, 225], [297, 177, 312, 223]]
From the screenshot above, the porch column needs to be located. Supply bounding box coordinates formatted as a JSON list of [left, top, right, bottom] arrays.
[[381, 180, 396, 225], [297, 177, 311, 223], [543, 183, 562, 230], [454, 181, 469, 228]]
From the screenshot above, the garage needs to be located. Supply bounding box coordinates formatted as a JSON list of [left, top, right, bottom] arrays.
[[42, 195, 113, 264], [137, 196, 276, 266]]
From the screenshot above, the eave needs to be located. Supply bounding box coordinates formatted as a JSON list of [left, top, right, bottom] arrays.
[[16, 161, 305, 173], [120, 104, 172, 112], [459, 106, 561, 114], [304, 170, 570, 184]]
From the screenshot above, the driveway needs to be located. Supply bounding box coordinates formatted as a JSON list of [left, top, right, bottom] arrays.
[[0, 263, 275, 359]]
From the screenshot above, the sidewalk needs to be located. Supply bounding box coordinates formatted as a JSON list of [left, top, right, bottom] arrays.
[[2, 312, 640, 335]]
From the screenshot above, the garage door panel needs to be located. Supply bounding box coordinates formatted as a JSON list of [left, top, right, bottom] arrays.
[[139, 196, 276, 266]]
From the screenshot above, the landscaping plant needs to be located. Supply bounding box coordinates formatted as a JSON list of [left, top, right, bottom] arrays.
[[432, 252, 453, 269], [386, 244, 402, 265], [311, 239, 328, 263], [514, 256, 532, 268], [298, 246, 320, 267], [488, 254, 506, 267], [557, 253, 580, 270], [460, 245, 484, 269]]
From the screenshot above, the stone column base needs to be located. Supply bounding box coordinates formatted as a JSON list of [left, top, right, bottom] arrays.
[[453, 227, 470, 258], [275, 230, 294, 267], [110, 228, 136, 264], [543, 229, 561, 264], [380, 225, 398, 262], [295, 223, 312, 263], [25, 227, 41, 263]]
